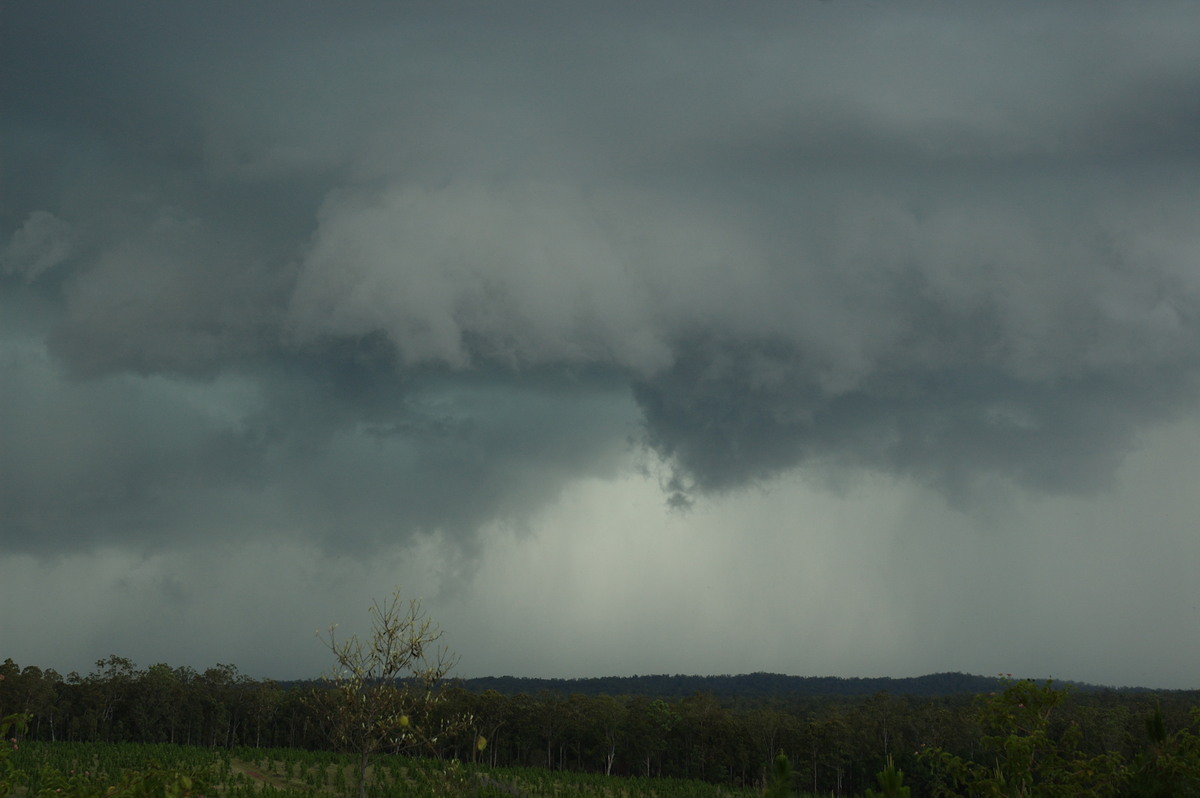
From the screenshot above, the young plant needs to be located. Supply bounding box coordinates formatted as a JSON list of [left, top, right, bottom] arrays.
[[866, 755, 910, 798], [766, 749, 794, 798], [1, 710, 30, 796]]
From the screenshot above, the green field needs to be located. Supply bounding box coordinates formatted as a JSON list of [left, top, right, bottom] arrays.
[[8, 741, 762, 798]]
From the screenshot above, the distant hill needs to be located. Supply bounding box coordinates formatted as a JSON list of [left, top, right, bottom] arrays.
[[280, 671, 1159, 700], [450, 671, 1018, 699]]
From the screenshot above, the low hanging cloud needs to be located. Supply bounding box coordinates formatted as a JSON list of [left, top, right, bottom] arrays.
[[286, 180, 759, 374], [3, 0, 1200, 556], [632, 189, 1200, 504], [284, 172, 1200, 506]]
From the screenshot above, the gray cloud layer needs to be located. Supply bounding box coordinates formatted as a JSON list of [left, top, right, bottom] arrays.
[[4, 1, 1200, 556]]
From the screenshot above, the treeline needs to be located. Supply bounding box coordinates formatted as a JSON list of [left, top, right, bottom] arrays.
[[3, 657, 1198, 794], [449, 671, 1015, 702], [0, 657, 309, 749]]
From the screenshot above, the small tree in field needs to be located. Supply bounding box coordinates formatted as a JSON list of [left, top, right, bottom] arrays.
[[766, 749, 794, 798], [315, 587, 459, 798]]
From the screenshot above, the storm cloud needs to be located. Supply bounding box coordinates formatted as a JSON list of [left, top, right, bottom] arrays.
[[4, 1, 1200, 686]]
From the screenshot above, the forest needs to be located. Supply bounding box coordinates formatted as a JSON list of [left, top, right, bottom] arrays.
[[3, 655, 1200, 795]]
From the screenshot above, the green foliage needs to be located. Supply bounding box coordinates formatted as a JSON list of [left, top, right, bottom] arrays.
[[1, 709, 29, 796], [8, 738, 211, 797], [28, 761, 208, 797], [1123, 704, 1200, 797], [918, 677, 1125, 796], [10, 740, 760, 797], [765, 748, 793, 797], [866, 755, 910, 798]]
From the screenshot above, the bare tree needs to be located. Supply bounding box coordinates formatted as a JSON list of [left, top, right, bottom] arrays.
[[315, 587, 459, 798]]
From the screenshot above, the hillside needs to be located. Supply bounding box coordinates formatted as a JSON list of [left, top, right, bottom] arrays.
[[451, 671, 1012, 699]]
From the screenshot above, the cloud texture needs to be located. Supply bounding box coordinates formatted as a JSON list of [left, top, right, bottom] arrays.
[[3, 1, 1200, 687]]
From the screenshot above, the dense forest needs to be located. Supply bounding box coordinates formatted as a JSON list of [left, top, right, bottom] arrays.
[[3, 656, 1199, 795], [450, 671, 1018, 701]]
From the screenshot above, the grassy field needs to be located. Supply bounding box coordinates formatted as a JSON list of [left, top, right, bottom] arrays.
[[10, 741, 764, 797]]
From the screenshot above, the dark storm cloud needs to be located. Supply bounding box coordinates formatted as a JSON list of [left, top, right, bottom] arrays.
[[628, 177, 1200, 504], [634, 330, 1199, 507], [3, 1, 1200, 550], [1, 273, 636, 555]]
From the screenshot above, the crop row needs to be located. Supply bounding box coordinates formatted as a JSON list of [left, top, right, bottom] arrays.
[[9, 741, 762, 797]]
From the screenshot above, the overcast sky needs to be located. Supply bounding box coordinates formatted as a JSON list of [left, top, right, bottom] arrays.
[[3, 1, 1200, 690]]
